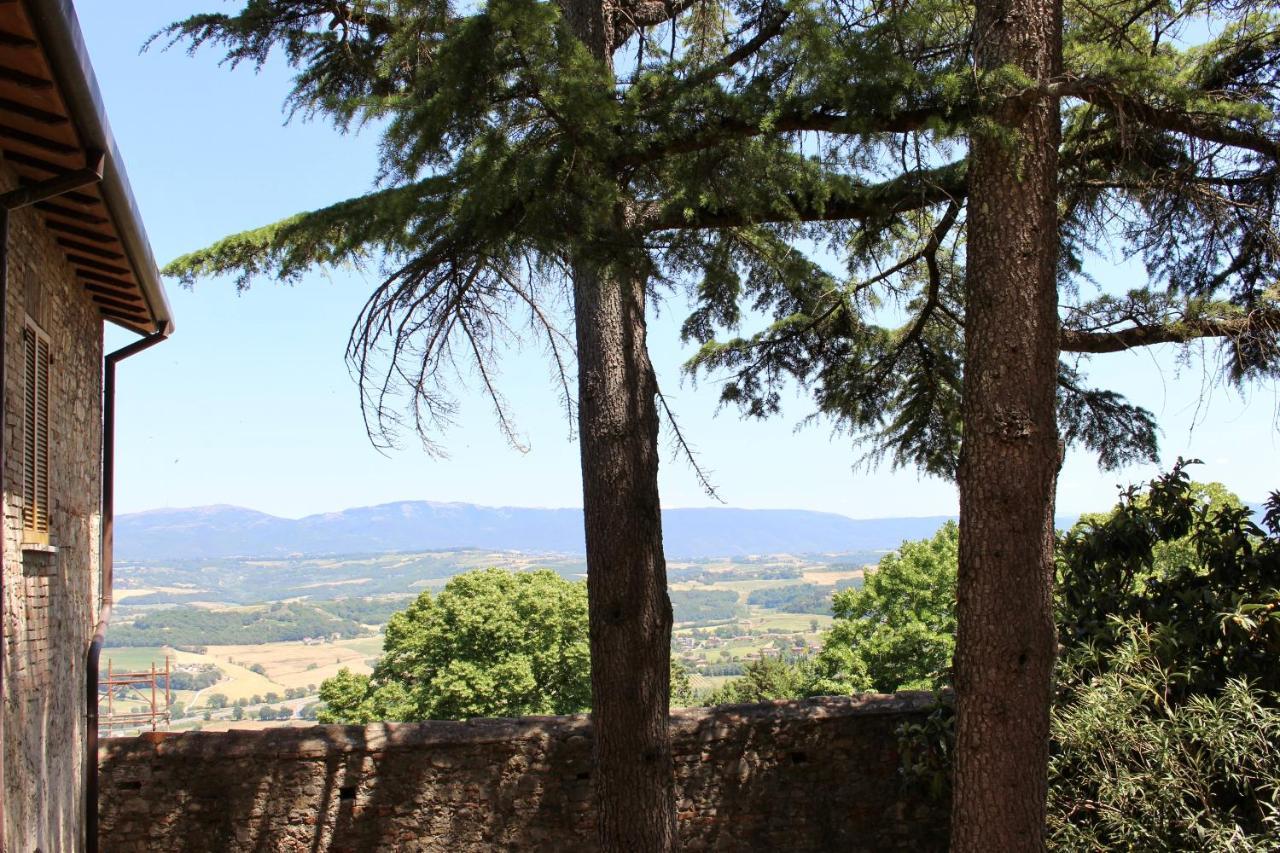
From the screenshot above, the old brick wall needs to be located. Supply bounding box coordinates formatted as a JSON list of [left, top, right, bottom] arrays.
[[2, 164, 105, 853], [99, 694, 949, 852]]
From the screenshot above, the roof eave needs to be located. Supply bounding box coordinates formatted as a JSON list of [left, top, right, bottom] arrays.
[[24, 0, 174, 338]]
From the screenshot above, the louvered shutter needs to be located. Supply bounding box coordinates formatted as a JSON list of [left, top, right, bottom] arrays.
[[22, 322, 50, 542]]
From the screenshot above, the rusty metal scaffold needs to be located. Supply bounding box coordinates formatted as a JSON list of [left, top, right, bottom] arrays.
[[98, 656, 171, 736]]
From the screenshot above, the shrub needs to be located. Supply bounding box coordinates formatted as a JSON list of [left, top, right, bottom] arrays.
[[1048, 622, 1280, 849]]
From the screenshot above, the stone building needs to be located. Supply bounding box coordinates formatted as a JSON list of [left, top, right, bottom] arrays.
[[0, 1, 173, 850]]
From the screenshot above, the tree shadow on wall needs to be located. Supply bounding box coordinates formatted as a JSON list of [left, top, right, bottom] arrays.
[[100, 719, 598, 852], [98, 702, 948, 852], [672, 698, 950, 853]]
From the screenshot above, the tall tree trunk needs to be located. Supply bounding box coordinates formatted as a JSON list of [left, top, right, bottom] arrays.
[[573, 255, 677, 851], [558, 1, 677, 849], [953, 0, 1063, 848]]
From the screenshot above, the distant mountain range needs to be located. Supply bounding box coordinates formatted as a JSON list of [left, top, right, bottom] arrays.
[[116, 501, 1011, 560], [114, 497, 1275, 562]]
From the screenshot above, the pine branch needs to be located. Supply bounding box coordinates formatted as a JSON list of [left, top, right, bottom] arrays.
[[1060, 306, 1280, 354], [671, 5, 790, 90], [613, 0, 703, 41], [614, 102, 952, 169], [1044, 78, 1280, 163], [655, 383, 723, 502], [642, 160, 967, 230]]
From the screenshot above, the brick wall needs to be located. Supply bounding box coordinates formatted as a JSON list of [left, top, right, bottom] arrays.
[[99, 694, 949, 852], [2, 164, 105, 853]]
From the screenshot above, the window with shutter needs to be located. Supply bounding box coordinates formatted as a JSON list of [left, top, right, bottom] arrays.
[[22, 320, 50, 544]]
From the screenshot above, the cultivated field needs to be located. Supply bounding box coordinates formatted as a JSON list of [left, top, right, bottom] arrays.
[[101, 635, 383, 709], [669, 577, 797, 603]]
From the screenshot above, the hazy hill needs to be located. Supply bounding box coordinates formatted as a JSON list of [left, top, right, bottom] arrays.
[[117, 501, 974, 560]]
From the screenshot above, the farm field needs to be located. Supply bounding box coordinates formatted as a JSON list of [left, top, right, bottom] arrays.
[[101, 635, 384, 713], [801, 568, 867, 584], [203, 638, 378, 695], [100, 546, 906, 732], [751, 611, 835, 632], [670, 578, 797, 603]]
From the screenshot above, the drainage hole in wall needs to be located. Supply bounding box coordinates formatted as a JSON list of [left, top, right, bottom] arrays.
[[339, 786, 357, 801]]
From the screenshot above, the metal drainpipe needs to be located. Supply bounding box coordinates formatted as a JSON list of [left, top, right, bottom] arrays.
[[84, 322, 168, 853], [0, 154, 106, 853]]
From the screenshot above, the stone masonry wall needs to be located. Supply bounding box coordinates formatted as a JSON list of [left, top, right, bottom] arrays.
[[2, 164, 105, 853], [99, 694, 948, 852]]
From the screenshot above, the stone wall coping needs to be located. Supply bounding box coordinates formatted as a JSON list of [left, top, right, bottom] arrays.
[[99, 692, 942, 763]]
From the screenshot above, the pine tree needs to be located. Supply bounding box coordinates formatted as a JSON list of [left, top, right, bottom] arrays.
[[157, 1, 799, 847], [158, 0, 1279, 846], [951, 0, 1062, 845], [667, 3, 1278, 845]]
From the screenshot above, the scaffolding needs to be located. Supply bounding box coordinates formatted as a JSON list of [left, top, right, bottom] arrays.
[[99, 656, 171, 736]]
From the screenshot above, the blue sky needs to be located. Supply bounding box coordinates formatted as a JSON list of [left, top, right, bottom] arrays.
[[81, 2, 1279, 520]]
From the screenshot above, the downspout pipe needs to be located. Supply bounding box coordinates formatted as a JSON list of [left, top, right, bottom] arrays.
[[84, 322, 168, 853]]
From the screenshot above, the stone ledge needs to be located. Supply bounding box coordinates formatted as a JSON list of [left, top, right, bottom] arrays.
[[98, 691, 950, 851], [100, 692, 943, 762]]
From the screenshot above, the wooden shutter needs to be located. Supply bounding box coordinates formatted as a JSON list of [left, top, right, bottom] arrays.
[[22, 321, 50, 543]]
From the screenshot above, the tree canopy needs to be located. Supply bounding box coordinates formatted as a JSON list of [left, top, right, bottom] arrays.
[[808, 521, 958, 695], [807, 471, 1280, 699], [155, 0, 1280, 472], [319, 568, 591, 722], [1058, 460, 1280, 701]]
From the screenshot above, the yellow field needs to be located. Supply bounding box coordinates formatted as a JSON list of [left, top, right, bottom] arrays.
[[801, 568, 869, 584], [113, 586, 202, 603], [187, 653, 280, 702], [670, 578, 798, 604], [203, 638, 376, 694], [102, 636, 383, 709], [170, 718, 316, 733]]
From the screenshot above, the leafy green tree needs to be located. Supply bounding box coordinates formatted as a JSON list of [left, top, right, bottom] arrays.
[[669, 661, 696, 709], [854, 472, 1280, 847], [1058, 461, 1280, 701], [317, 669, 377, 724], [205, 693, 228, 710], [814, 475, 1280, 702], [231, 705, 244, 721], [809, 523, 958, 695], [320, 569, 590, 722], [706, 656, 811, 705]]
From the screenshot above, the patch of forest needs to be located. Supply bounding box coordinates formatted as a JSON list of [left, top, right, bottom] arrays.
[[745, 579, 864, 615], [670, 589, 744, 623], [104, 602, 373, 647]]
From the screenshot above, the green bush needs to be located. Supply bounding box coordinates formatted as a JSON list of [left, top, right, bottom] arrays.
[[1049, 622, 1280, 849], [1057, 461, 1280, 700]]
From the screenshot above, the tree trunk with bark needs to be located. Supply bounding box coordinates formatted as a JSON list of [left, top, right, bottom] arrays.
[[953, 0, 1063, 849], [559, 1, 678, 849], [573, 255, 677, 851]]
